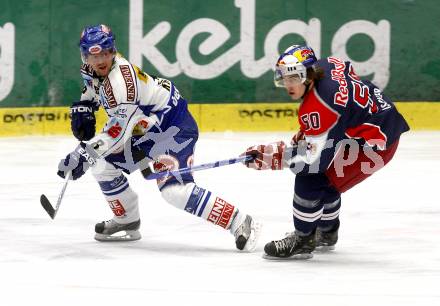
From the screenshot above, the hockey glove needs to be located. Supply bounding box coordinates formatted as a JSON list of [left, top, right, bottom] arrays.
[[70, 101, 99, 141], [291, 129, 305, 145], [57, 142, 98, 180], [241, 141, 286, 170]]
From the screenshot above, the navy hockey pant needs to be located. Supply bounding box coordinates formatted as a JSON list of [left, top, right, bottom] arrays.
[[292, 174, 341, 235]]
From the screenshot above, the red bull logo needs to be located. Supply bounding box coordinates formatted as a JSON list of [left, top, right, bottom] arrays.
[[301, 49, 314, 58], [292, 48, 314, 63]]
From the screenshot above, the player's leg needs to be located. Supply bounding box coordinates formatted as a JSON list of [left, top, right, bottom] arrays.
[[91, 156, 141, 241], [146, 111, 260, 251], [316, 187, 341, 251], [160, 180, 260, 251], [264, 174, 329, 260], [155, 148, 261, 251], [313, 140, 400, 249]]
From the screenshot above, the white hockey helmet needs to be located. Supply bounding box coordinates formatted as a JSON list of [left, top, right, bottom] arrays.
[[274, 45, 317, 87]]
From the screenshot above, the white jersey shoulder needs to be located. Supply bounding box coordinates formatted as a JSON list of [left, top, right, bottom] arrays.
[[79, 54, 176, 158], [102, 56, 138, 109], [80, 54, 171, 116]]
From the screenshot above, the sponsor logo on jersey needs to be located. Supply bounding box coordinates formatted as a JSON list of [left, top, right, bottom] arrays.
[[373, 88, 391, 110], [102, 77, 117, 108], [328, 57, 349, 107], [156, 77, 171, 92], [120, 65, 136, 102], [207, 197, 235, 229], [137, 118, 149, 129], [113, 107, 128, 119], [107, 199, 126, 217], [348, 64, 361, 81], [107, 122, 122, 138]]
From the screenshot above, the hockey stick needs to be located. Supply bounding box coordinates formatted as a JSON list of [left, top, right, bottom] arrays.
[[145, 155, 254, 180], [40, 172, 71, 219]]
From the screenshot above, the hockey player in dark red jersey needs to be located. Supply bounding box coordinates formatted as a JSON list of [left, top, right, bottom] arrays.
[[242, 45, 409, 260]]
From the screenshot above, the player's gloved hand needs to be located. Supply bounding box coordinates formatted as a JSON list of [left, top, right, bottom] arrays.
[[70, 100, 99, 141], [291, 129, 305, 145], [57, 142, 98, 180], [241, 141, 286, 170]]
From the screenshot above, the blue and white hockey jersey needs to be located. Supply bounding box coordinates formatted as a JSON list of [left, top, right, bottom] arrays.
[[79, 53, 191, 158]]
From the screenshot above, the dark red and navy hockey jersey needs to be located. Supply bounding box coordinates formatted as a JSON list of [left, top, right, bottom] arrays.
[[292, 57, 409, 173]]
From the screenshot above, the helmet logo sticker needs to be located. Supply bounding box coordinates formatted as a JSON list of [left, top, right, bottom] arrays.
[[89, 45, 102, 54]]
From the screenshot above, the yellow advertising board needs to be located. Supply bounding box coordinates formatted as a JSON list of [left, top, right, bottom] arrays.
[[0, 102, 438, 137]]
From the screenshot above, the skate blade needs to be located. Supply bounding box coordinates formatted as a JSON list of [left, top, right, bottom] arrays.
[[262, 253, 313, 260], [241, 221, 262, 252], [94, 230, 142, 242], [315, 245, 335, 252]]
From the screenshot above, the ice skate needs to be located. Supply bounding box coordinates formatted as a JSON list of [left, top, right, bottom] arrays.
[[263, 231, 315, 260], [315, 221, 339, 251], [94, 219, 141, 242], [232, 214, 261, 252]]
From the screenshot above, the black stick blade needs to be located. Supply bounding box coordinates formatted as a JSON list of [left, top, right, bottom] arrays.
[[40, 194, 56, 219]]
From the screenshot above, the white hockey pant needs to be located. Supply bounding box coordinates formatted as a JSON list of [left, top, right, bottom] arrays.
[[161, 182, 243, 232], [92, 158, 140, 224], [92, 159, 243, 232]]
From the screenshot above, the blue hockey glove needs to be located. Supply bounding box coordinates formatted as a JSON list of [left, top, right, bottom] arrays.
[[57, 142, 98, 180], [70, 101, 99, 141]]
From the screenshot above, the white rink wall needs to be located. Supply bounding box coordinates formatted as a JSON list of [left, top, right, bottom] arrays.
[[0, 131, 439, 306]]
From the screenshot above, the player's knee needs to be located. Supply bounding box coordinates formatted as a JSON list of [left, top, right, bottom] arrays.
[[97, 174, 130, 196], [91, 158, 122, 181], [161, 182, 196, 210]]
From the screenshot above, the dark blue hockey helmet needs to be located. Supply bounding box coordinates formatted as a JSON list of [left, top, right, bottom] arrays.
[[79, 24, 116, 57]]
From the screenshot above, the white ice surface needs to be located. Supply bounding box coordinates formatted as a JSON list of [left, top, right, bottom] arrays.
[[0, 131, 439, 306]]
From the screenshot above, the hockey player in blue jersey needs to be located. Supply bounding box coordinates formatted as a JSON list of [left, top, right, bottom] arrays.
[[56, 24, 260, 251], [242, 45, 409, 259]]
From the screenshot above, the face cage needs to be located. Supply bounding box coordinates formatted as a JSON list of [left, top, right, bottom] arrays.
[[274, 67, 307, 87], [80, 48, 116, 65]]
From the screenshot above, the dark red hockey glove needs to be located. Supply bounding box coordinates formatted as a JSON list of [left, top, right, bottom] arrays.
[[241, 141, 286, 170], [291, 130, 305, 145]]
